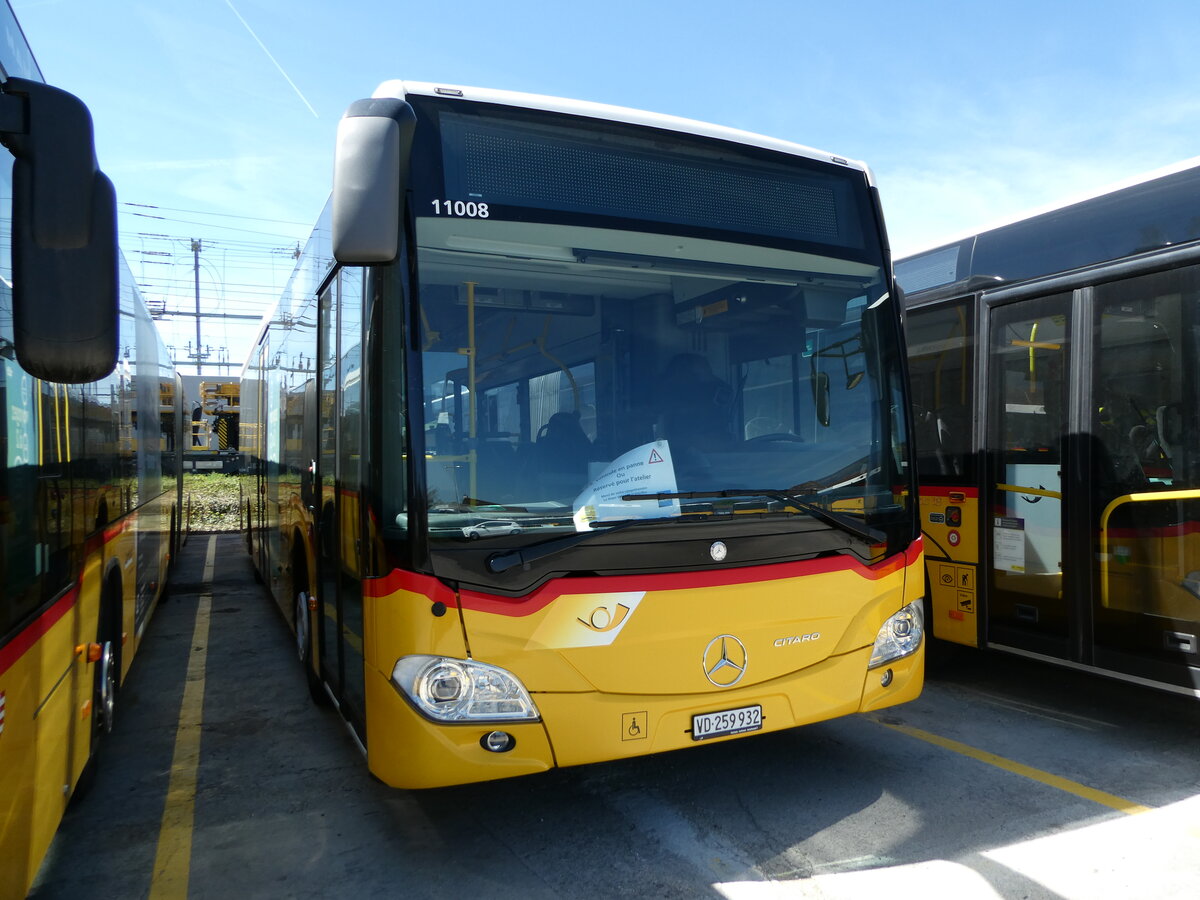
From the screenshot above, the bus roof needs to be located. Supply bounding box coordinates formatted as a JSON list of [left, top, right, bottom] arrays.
[[372, 80, 874, 182], [895, 155, 1200, 299]]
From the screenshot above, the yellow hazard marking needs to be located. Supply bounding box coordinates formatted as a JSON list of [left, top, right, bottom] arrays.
[[149, 536, 216, 899], [874, 719, 1153, 816]]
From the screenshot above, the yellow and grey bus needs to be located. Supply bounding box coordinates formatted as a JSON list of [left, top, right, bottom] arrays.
[[243, 82, 924, 789], [0, 2, 183, 894], [899, 158, 1200, 697]]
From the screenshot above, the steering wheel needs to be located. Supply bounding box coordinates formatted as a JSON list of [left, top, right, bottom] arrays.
[[747, 432, 804, 443]]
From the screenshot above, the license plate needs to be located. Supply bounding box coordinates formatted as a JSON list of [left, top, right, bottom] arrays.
[[691, 704, 762, 741]]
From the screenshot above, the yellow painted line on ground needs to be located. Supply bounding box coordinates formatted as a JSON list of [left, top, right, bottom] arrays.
[[874, 718, 1153, 816], [149, 536, 216, 899]]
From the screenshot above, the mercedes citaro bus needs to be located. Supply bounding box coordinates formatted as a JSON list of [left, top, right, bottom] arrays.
[[242, 81, 925, 789]]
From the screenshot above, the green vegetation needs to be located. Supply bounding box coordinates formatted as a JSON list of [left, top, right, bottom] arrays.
[[183, 473, 243, 532]]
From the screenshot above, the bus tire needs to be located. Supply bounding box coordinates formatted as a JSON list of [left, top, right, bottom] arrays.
[[75, 581, 121, 803], [248, 505, 263, 584], [95, 575, 122, 734], [96, 639, 118, 733], [295, 590, 327, 706]]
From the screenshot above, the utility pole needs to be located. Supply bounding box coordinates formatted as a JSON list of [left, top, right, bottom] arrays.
[[192, 238, 203, 374]]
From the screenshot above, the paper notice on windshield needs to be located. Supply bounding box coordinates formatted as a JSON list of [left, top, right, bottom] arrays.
[[573, 441, 680, 531]]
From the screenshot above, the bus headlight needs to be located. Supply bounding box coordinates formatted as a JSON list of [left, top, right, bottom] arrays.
[[868, 601, 924, 669], [391, 655, 540, 723]]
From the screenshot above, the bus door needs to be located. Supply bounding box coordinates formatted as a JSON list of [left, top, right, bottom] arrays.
[[316, 285, 339, 702], [251, 337, 269, 578], [904, 300, 979, 647], [316, 274, 368, 731], [1090, 268, 1200, 688], [984, 292, 1074, 659], [336, 268, 366, 726]]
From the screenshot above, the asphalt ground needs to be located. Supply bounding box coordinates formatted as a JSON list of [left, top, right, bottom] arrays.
[[28, 532, 1200, 899]]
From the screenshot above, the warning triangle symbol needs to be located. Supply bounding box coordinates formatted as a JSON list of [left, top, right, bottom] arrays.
[[648, 449, 664, 464]]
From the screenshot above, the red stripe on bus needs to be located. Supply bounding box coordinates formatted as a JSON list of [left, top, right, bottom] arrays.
[[0, 585, 81, 679], [363, 568, 460, 607], [103, 515, 133, 544], [907, 535, 924, 565], [364, 538, 922, 617], [919, 485, 979, 499]]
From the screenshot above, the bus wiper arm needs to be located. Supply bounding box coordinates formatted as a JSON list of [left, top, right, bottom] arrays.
[[622, 488, 886, 546], [485, 517, 678, 574]]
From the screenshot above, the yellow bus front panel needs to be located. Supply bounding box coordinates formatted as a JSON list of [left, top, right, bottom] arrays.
[[538, 644, 922, 769], [919, 486, 981, 647], [361, 548, 923, 789]]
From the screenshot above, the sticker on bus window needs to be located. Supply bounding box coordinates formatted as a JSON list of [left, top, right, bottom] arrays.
[[572, 441, 680, 530], [993, 516, 1026, 572]]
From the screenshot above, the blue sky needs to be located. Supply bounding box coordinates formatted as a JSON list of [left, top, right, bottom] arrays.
[[11, 0, 1200, 372]]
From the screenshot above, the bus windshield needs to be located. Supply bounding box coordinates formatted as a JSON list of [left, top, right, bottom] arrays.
[[387, 98, 911, 559]]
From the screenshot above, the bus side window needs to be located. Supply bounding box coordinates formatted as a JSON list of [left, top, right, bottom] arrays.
[[1095, 310, 1174, 487], [934, 403, 970, 477], [905, 301, 975, 481]]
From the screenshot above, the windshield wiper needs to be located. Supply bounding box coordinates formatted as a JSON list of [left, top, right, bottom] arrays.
[[485, 516, 691, 574], [486, 489, 885, 575], [621, 488, 886, 546]]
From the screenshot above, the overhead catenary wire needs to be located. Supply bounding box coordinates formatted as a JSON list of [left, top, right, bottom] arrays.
[[127, 211, 308, 241], [112, 201, 313, 375], [122, 201, 310, 228]]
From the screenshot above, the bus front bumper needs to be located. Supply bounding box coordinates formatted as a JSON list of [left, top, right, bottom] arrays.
[[364, 643, 922, 790]]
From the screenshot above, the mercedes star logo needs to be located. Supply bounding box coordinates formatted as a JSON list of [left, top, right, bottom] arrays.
[[702, 634, 748, 687]]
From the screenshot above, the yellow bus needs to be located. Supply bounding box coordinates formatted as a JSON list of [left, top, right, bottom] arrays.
[[243, 82, 924, 789], [899, 158, 1200, 697], [0, 3, 183, 894]]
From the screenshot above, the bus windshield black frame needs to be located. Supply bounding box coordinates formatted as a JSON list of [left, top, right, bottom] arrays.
[[378, 95, 914, 591]]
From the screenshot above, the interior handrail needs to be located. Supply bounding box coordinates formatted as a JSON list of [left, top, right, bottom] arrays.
[[1099, 488, 1200, 607], [994, 482, 1063, 501]]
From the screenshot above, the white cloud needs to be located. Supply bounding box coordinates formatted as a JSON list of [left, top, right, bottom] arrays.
[[873, 74, 1200, 258]]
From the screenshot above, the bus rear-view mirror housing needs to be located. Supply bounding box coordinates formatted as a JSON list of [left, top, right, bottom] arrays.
[[0, 76, 118, 383], [332, 97, 417, 265]]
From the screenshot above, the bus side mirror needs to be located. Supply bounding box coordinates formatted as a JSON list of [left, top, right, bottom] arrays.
[[332, 98, 416, 265], [0, 77, 118, 383]]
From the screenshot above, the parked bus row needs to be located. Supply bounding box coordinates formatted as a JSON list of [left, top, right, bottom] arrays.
[[11, 4, 1200, 891]]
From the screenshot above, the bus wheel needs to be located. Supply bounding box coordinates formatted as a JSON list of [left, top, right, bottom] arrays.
[[295, 591, 327, 706], [295, 591, 311, 663], [75, 604, 119, 802], [97, 640, 117, 732], [94, 583, 122, 736]]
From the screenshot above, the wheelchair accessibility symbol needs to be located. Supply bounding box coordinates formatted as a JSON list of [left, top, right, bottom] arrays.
[[622, 711, 647, 741]]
